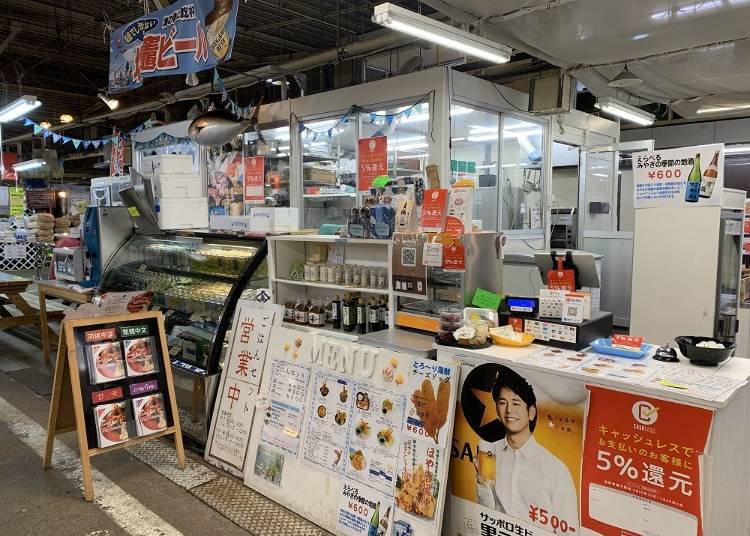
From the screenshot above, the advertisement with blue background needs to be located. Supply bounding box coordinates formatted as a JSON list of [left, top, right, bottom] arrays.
[[109, 0, 238, 93]]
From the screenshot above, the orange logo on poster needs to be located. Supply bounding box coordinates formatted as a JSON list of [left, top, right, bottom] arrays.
[[368, 139, 376, 151], [632, 400, 659, 426]]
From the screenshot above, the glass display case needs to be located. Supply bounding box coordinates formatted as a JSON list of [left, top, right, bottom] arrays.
[[99, 232, 268, 445]]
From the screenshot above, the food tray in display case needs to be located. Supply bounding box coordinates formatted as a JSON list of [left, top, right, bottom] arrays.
[[98, 232, 268, 375]]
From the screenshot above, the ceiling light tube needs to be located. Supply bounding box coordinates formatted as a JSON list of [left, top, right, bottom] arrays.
[[373, 3, 512, 64], [13, 158, 45, 172], [0, 95, 41, 123], [697, 104, 750, 114], [97, 92, 120, 111], [594, 97, 655, 126]]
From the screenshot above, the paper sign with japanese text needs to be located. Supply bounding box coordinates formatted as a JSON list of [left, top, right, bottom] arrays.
[[9, 187, 23, 216], [442, 240, 465, 272], [581, 386, 713, 536], [336, 479, 394, 536], [402, 359, 457, 448], [205, 302, 280, 475], [109, 0, 239, 93], [358, 136, 387, 192], [633, 144, 724, 208], [244, 156, 265, 203], [419, 188, 448, 232]]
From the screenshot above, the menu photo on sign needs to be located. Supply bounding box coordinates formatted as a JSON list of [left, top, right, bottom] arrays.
[[581, 386, 714, 536], [337, 478, 395, 536], [259, 360, 311, 457], [345, 382, 406, 496], [206, 303, 279, 475], [403, 359, 457, 448], [302, 371, 355, 475], [633, 143, 724, 208]]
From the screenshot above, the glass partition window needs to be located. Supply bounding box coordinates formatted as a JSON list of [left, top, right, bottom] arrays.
[[301, 116, 357, 229], [359, 101, 431, 184], [450, 105, 499, 230], [243, 124, 291, 210], [501, 117, 545, 231]]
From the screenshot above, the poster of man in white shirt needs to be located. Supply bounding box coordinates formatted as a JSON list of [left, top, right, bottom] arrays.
[[474, 373, 579, 533], [450, 361, 585, 536]]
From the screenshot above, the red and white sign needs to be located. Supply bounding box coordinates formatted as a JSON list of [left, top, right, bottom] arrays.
[[91, 386, 124, 405], [581, 386, 713, 536], [1, 152, 17, 180], [611, 334, 644, 350], [357, 136, 387, 192], [442, 239, 465, 272], [244, 156, 265, 203], [419, 188, 448, 232]]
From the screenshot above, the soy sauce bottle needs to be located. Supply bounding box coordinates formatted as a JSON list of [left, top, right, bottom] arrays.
[[368, 298, 381, 332], [357, 298, 367, 334], [331, 295, 341, 329], [342, 293, 355, 332]]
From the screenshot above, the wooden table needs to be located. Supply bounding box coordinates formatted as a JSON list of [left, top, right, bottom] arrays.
[[36, 280, 94, 367], [0, 273, 65, 350]]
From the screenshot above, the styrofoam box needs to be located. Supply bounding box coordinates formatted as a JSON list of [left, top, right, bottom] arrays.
[[143, 154, 193, 175], [209, 215, 253, 232], [154, 173, 203, 199], [158, 197, 209, 230], [249, 207, 299, 233]]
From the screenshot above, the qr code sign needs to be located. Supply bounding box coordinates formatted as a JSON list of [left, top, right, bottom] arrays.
[[567, 305, 578, 317], [401, 247, 417, 267]]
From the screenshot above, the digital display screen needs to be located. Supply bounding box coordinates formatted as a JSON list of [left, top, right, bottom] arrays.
[[506, 297, 537, 313]]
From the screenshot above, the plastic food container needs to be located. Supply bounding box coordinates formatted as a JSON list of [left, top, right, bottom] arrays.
[[490, 326, 534, 347], [454, 320, 489, 346], [439, 306, 463, 324]]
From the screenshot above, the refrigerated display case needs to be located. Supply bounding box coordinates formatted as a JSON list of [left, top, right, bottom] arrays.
[[98, 232, 268, 445]]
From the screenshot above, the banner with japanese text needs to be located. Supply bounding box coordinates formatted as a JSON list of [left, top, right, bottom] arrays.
[[205, 302, 280, 476], [449, 354, 586, 536], [358, 136, 387, 192], [109, 0, 238, 93], [581, 386, 713, 536], [633, 144, 724, 208], [244, 156, 265, 203]]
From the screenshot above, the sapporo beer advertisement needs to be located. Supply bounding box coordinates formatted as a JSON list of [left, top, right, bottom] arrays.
[[633, 143, 724, 209], [449, 354, 586, 536], [581, 386, 713, 536]]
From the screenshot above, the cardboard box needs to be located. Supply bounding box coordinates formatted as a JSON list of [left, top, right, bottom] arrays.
[[249, 207, 299, 233], [158, 197, 208, 230]]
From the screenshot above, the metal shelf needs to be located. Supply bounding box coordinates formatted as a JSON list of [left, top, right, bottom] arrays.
[[272, 277, 388, 295], [303, 193, 357, 199]]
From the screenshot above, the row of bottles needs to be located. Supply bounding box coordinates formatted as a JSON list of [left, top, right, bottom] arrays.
[[283, 293, 389, 334]]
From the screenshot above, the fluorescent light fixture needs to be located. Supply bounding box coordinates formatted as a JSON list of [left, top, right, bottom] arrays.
[[476, 164, 497, 169], [725, 144, 750, 154], [13, 158, 45, 172], [397, 153, 428, 159], [373, 3, 512, 64], [39, 121, 51, 129], [451, 137, 466, 143], [392, 135, 425, 144], [467, 134, 499, 142], [697, 103, 750, 114], [393, 142, 429, 151], [0, 95, 41, 123], [59, 114, 74, 123], [595, 97, 655, 126], [97, 92, 119, 110]]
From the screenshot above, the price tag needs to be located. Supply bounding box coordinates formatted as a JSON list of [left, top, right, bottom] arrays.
[[3, 244, 27, 259], [472, 288, 502, 310], [422, 242, 442, 267], [127, 206, 140, 217]]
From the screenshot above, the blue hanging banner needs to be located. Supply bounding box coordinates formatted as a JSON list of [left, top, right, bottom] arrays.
[[52, 133, 61, 143], [72, 139, 81, 149], [109, 0, 239, 93], [62, 136, 71, 144]]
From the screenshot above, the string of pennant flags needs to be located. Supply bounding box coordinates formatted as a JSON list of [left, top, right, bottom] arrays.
[[20, 118, 151, 150], [212, 69, 259, 120]]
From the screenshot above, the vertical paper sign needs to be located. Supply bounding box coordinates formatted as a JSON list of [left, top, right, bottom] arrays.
[[419, 188, 448, 233], [9, 187, 24, 216], [358, 136, 387, 192], [633, 144, 724, 208], [207, 303, 278, 474], [581, 386, 714, 536], [244, 156, 265, 203]]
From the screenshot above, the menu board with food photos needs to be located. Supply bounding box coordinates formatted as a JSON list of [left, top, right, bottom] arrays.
[[44, 311, 184, 501]]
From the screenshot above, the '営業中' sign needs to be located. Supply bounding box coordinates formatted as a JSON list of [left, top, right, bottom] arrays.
[[633, 144, 724, 208], [109, 0, 239, 93]]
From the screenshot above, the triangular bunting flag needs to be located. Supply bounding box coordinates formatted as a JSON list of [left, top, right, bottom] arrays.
[[82, 141, 91, 149], [33, 125, 42, 135], [298, 122, 306, 133], [72, 139, 81, 149], [23, 118, 33, 126], [62, 136, 71, 144], [404, 107, 413, 118], [93, 140, 102, 148], [52, 133, 61, 143], [101, 138, 110, 145], [386, 115, 394, 125], [370, 113, 377, 123], [327, 129, 333, 138], [42, 130, 52, 138]]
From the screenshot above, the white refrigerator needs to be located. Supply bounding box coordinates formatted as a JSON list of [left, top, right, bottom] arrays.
[[630, 188, 744, 345]]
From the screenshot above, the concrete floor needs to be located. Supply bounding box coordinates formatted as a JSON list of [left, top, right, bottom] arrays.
[[0, 323, 328, 536]]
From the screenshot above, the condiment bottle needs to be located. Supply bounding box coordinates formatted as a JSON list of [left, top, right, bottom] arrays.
[[342, 293, 355, 332], [368, 298, 380, 332], [309, 299, 325, 327], [295, 299, 310, 325], [380, 297, 389, 329], [331, 295, 341, 329], [357, 298, 367, 334], [283, 299, 295, 322]]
